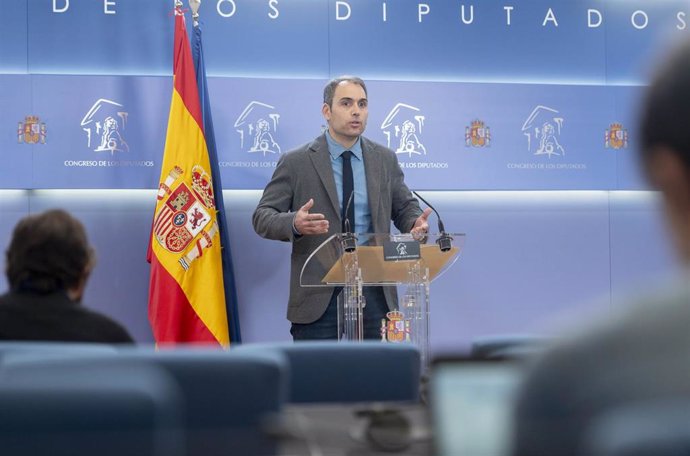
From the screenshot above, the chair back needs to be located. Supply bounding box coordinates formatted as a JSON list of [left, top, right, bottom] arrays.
[[0, 360, 184, 456], [238, 341, 421, 403], [0, 341, 117, 366], [2, 345, 289, 456]]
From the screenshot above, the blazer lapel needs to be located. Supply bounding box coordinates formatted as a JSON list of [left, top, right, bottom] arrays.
[[308, 134, 340, 218], [362, 138, 382, 231]]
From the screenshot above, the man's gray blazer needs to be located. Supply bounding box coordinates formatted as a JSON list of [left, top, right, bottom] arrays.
[[252, 133, 422, 324]]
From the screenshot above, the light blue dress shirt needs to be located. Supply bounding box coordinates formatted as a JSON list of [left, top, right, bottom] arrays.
[[325, 131, 372, 235]]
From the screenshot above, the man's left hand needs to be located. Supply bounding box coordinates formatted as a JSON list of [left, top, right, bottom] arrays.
[[410, 208, 433, 236]]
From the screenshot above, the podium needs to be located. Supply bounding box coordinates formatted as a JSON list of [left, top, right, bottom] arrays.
[[300, 233, 464, 368]]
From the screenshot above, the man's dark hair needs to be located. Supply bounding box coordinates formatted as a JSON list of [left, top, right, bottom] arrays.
[[640, 39, 690, 169], [323, 75, 367, 107], [5, 209, 94, 293]]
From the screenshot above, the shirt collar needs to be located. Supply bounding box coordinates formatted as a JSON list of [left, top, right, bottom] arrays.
[[326, 130, 363, 161]]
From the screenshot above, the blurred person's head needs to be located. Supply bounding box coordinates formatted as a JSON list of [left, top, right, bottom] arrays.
[[640, 39, 690, 264], [5, 209, 95, 301]]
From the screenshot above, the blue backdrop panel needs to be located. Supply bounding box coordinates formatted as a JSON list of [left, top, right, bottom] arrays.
[[1, 76, 34, 188], [208, 77, 326, 189], [201, 79, 629, 191], [22, 0, 329, 77], [613, 86, 646, 190], [202, 78, 626, 191], [328, 0, 607, 83], [367, 81, 618, 190], [27, 0, 172, 75], [0, 76, 653, 191], [326, 1, 690, 84], [199, 0, 330, 78], [608, 192, 678, 304], [604, 1, 689, 85], [0, 189, 679, 347], [0, 0, 28, 73], [12, 1, 687, 82], [30, 75, 168, 188], [2, 0, 689, 191], [223, 191, 292, 343], [418, 191, 614, 351], [0, 192, 30, 293]]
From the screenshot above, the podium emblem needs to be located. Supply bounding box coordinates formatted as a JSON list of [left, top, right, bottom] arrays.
[[381, 310, 411, 343]]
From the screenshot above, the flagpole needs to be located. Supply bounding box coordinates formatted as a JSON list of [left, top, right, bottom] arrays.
[[189, 0, 201, 27]]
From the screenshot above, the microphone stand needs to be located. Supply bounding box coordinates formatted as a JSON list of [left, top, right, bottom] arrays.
[[412, 191, 453, 252], [341, 190, 357, 253]]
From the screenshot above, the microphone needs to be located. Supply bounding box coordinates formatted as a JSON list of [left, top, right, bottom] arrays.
[[412, 191, 453, 252], [341, 190, 357, 252]]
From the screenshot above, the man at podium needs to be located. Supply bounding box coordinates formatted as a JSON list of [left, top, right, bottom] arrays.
[[253, 75, 432, 340]]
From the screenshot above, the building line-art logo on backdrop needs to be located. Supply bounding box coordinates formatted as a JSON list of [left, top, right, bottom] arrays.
[[465, 119, 491, 148], [17, 116, 46, 144], [80, 98, 129, 154], [507, 103, 586, 172], [234, 101, 281, 156], [522, 105, 565, 158], [381, 103, 427, 157], [605, 123, 628, 149]]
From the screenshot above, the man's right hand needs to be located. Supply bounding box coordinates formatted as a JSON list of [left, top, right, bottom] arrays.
[[293, 199, 329, 235]]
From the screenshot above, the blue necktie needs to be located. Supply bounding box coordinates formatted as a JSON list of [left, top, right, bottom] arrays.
[[341, 151, 354, 232]]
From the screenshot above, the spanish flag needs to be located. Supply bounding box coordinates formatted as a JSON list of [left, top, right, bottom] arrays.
[[147, 7, 229, 345]]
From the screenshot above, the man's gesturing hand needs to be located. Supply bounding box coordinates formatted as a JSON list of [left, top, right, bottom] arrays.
[[294, 199, 329, 235], [410, 207, 433, 236]]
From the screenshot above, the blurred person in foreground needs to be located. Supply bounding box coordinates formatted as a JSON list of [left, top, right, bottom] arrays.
[[511, 40, 690, 456], [0, 209, 133, 343]]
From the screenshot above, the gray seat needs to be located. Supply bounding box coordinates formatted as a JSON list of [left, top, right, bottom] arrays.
[[0, 341, 117, 366], [0, 360, 184, 456], [4, 346, 289, 456], [237, 341, 421, 403]]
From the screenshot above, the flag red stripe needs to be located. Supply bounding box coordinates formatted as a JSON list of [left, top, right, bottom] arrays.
[[148, 255, 218, 344], [173, 14, 204, 135]]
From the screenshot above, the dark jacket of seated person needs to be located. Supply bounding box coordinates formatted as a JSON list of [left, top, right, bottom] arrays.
[[0, 290, 133, 343], [0, 209, 133, 343]]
